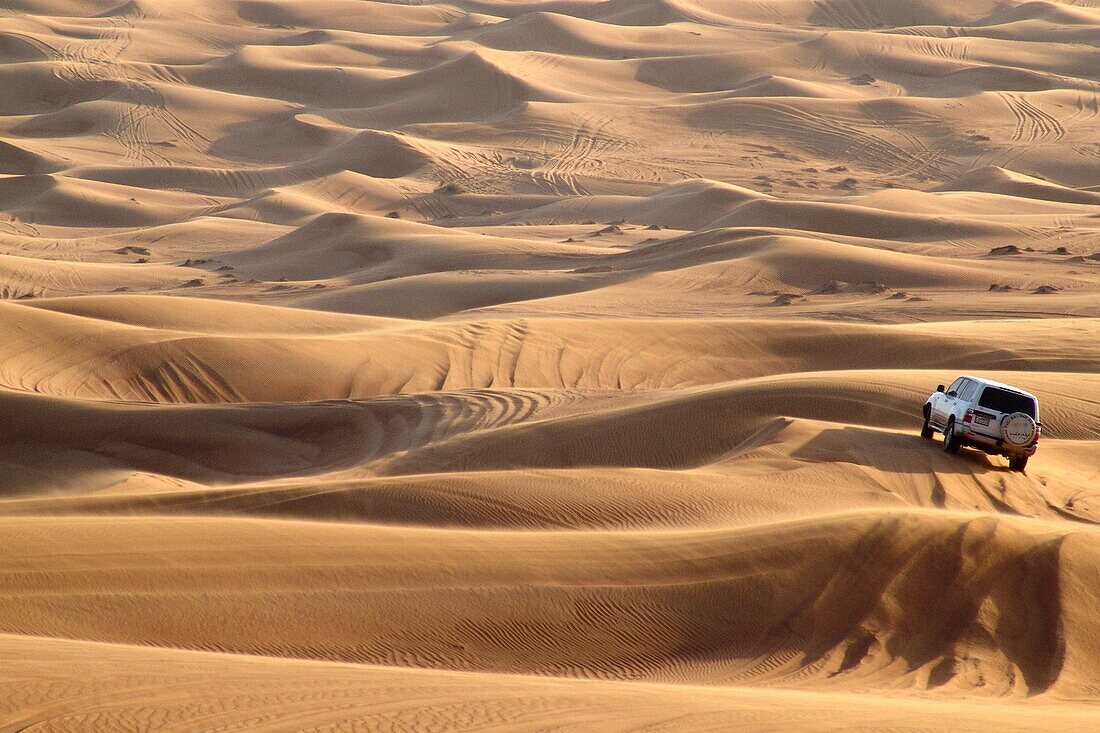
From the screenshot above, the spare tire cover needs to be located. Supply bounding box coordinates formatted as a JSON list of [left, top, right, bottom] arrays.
[[1002, 413, 1036, 447]]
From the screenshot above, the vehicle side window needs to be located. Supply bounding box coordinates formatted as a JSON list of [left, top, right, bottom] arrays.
[[959, 380, 978, 402], [946, 378, 964, 396]]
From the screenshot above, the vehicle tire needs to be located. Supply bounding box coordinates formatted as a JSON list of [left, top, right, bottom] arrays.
[[1009, 456, 1028, 472], [942, 419, 961, 454], [920, 405, 934, 439]]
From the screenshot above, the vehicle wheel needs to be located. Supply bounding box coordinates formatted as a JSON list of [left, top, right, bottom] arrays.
[[920, 405, 934, 439], [1002, 412, 1037, 450], [1009, 456, 1028, 472], [942, 419, 961, 454]]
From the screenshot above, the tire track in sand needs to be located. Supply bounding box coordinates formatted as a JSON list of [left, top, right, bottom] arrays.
[[53, 9, 210, 167]]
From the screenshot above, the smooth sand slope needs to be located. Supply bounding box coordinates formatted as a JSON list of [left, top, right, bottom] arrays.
[[2, 0, 1100, 730]]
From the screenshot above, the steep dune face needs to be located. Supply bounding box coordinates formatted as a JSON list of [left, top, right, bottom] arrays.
[[0, 510, 1091, 694], [3, 0, 1100, 730]]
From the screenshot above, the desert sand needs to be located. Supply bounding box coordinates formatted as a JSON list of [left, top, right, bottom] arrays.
[[2, 0, 1100, 730]]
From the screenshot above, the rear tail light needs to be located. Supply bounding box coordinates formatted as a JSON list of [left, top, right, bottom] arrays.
[[963, 409, 974, 424]]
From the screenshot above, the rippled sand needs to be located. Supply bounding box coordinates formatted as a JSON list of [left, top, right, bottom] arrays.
[[3, 0, 1100, 730]]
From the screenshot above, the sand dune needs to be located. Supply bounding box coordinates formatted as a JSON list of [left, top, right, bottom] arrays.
[[6, 299, 1100, 401], [2, 510, 1097, 691], [8, 636, 1100, 733], [3, 0, 1100, 730]]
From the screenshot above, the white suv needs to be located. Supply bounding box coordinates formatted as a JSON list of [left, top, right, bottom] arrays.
[[921, 376, 1040, 472]]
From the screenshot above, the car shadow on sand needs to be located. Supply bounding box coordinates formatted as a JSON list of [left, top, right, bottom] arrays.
[[790, 424, 1016, 477]]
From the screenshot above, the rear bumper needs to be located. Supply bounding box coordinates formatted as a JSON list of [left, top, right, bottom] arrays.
[[962, 427, 1037, 456]]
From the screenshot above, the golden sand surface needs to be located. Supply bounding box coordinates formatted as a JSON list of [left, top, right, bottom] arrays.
[[2, 0, 1100, 730]]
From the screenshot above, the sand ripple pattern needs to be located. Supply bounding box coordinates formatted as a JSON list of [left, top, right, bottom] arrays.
[[3, 0, 1100, 730]]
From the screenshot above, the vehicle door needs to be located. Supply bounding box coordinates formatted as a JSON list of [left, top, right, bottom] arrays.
[[945, 378, 970, 424], [956, 379, 981, 431], [933, 378, 964, 425]]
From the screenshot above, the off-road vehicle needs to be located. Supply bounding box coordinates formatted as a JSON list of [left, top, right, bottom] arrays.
[[922, 376, 1040, 472]]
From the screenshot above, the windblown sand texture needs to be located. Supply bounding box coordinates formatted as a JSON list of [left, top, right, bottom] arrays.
[[3, 0, 1100, 730]]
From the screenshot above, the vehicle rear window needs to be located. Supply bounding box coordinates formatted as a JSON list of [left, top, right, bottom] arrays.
[[978, 387, 1036, 417]]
